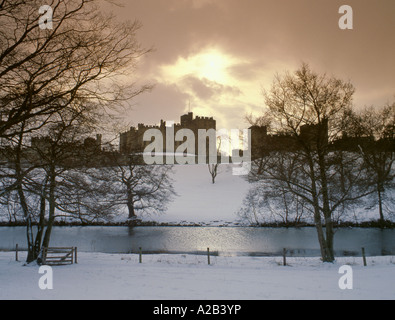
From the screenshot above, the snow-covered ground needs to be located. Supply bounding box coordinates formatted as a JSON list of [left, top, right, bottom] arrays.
[[143, 163, 391, 226], [141, 163, 251, 225], [1, 164, 394, 300], [1, 251, 394, 300], [1, 163, 391, 225]]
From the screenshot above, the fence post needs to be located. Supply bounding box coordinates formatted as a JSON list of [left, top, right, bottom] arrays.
[[283, 248, 287, 266], [139, 247, 142, 263], [15, 244, 18, 262], [207, 247, 210, 265], [362, 247, 367, 266], [74, 247, 78, 264], [42, 247, 47, 265]]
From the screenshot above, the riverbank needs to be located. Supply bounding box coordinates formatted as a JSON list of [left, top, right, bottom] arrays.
[[1, 251, 394, 300], [2, 164, 393, 229], [1, 219, 394, 228]]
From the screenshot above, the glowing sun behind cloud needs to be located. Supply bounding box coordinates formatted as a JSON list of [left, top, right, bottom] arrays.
[[156, 47, 266, 128], [195, 49, 235, 83], [161, 47, 239, 83]]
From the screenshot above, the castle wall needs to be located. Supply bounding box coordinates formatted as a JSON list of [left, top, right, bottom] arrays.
[[119, 112, 216, 155]]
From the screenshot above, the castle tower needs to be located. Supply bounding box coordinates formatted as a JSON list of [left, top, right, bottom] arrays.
[[119, 112, 217, 159]]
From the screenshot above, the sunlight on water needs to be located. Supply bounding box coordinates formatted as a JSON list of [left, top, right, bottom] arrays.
[[1, 226, 395, 257]]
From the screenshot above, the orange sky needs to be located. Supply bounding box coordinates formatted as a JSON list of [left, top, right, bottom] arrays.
[[104, 0, 395, 130]]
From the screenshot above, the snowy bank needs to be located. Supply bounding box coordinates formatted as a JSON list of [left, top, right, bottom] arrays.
[[1, 251, 394, 300], [140, 164, 251, 225], [1, 163, 392, 226], [134, 163, 394, 226]]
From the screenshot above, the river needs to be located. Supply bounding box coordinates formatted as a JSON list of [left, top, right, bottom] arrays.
[[1, 226, 394, 257]]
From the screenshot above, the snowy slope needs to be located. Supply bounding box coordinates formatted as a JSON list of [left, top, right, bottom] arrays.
[[144, 163, 251, 225], [1, 162, 392, 225], [142, 163, 393, 225]]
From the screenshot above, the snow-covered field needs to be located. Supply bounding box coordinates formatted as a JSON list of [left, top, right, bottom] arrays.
[[140, 163, 392, 225], [1, 163, 391, 225], [144, 163, 251, 225], [1, 251, 394, 300]]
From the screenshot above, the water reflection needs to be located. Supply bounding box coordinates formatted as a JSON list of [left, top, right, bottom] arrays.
[[1, 226, 394, 257]]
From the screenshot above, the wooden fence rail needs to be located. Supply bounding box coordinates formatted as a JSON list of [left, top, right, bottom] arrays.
[[12, 244, 370, 267]]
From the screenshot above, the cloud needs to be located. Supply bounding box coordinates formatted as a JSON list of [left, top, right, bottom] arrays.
[[182, 75, 242, 101], [106, 0, 395, 129], [169, 0, 218, 10], [126, 82, 191, 126]]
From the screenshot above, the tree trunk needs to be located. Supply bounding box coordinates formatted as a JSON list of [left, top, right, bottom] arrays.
[[42, 164, 56, 249], [128, 201, 136, 219], [309, 167, 329, 262], [19, 184, 36, 263], [15, 128, 37, 262], [34, 192, 47, 259], [324, 218, 335, 262], [126, 183, 137, 220], [377, 182, 385, 228], [15, 160, 36, 262], [318, 152, 335, 262], [307, 152, 335, 263], [208, 164, 218, 184], [313, 206, 330, 261]]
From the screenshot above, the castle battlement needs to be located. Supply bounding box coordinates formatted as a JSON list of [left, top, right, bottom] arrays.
[[195, 116, 214, 120], [137, 123, 159, 129], [120, 112, 217, 154]]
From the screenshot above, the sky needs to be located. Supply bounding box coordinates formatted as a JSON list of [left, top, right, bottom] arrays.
[[103, 0, 395, 130]]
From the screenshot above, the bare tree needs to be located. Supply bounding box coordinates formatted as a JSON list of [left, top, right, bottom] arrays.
[[95, 152, 176, 224], [0, 0, 152, 262], [249, 63, 369, 262], [239, 178, 307, 226], [0, 0, 151, 139], [2, 101, 107, 261], [207, 135, 225, 184], [351, 104, 395, 225], [208, 163, 219, 184]]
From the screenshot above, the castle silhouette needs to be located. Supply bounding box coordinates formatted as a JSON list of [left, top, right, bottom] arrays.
[[120, 112, 216, 154]]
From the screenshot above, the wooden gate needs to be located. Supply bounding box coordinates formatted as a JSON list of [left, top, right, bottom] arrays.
[[42, 247, 77, 265]]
